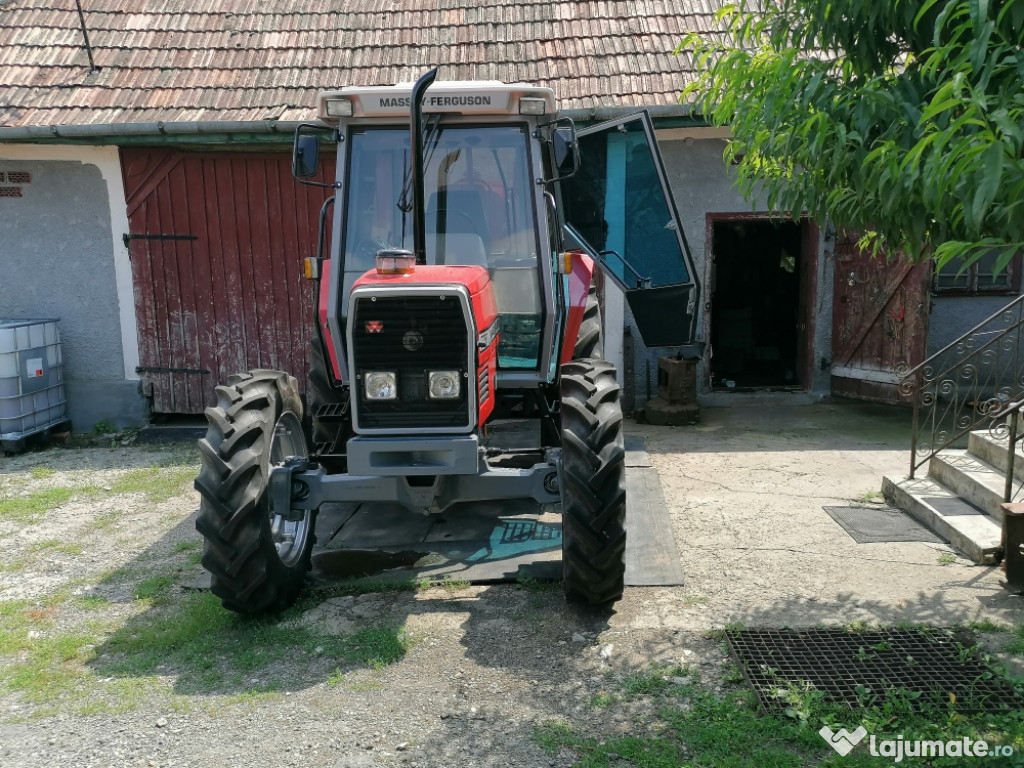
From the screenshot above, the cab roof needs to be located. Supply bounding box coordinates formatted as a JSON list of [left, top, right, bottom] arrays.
[[317, 81, 557, 121]]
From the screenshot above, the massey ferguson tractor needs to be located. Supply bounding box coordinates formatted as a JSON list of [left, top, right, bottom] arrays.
[[194, 70, 699, 613]]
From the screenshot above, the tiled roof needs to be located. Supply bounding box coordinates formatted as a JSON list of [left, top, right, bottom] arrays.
[[0, 0, 722, 129]]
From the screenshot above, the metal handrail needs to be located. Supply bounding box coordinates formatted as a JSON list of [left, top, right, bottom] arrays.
[[900, 292, 1024, 480]]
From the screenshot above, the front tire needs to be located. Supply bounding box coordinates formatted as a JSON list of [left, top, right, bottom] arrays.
[[559, 359, 626, 606], [194, 370, 316, 614]]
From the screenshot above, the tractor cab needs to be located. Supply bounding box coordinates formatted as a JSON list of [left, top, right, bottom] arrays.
[[294, 79, 699, 387]]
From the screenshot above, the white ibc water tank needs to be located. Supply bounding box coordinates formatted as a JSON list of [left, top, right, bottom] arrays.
[[0, 318, 69, 446]]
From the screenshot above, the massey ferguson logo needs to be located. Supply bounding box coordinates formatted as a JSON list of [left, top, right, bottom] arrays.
[[365, 320, 384, 333]]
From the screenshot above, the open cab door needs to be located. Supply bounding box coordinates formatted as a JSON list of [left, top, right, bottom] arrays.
[[560, 111, 700, 347]]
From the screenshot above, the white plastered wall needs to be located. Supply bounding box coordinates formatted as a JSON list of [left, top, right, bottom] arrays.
[[0, 144, 139, 380]]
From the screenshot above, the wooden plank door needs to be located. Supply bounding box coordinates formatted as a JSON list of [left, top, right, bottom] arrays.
[[121, 148, 333, 413], [830, 232, 931, 402]]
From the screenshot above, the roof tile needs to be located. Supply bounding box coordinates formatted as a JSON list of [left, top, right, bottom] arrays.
[[0, 0, 726, 128]]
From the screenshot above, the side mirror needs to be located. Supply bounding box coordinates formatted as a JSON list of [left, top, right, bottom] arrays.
[[553, 127, 577, 173], [293, 134, 320, 179], [543, 117, 580, 184]]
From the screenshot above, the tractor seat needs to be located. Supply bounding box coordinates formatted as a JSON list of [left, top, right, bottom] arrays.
[[426, 189, 492, 256]]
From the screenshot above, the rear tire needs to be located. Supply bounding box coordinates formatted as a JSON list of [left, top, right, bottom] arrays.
[[559, 359, 626, 606], [573, 284, 603, 359], [194, 370, 315, 614]]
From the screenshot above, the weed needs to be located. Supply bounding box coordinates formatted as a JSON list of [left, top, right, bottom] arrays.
[[29, 466, 56, 479], [969, 619, 1010, 634], [172, 540, 201, 553], [856, 490, 884, 503], [89, 419, 117, 436], [1004, 626, 1024, 656], [937, 552, 957, 565], [622, 669, 673, 697], [590, 691, 615, 708]]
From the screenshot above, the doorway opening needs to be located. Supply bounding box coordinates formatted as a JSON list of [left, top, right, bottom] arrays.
[[710, 218, 806, 390]]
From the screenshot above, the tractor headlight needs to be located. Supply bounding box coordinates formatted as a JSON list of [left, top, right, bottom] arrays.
[[427, 370, 462, 400], [363, 371, 397, 400]]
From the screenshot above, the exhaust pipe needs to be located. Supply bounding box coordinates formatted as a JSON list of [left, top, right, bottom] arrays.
[[410, 68, 438, 265]]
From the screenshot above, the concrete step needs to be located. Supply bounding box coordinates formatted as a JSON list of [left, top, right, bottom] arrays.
[[927, 449, 1011, 522], [881, 475, 1003, 565], [967, 429, 1024, 484]]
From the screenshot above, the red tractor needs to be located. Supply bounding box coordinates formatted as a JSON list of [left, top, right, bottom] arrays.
[[194, 70, 699, 613]]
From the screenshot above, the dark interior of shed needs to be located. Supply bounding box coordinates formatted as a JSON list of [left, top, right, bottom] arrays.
[[710, 219, 803, 389]]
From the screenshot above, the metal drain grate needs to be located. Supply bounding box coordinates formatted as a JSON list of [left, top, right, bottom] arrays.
[[726, 628, 1022, 714]]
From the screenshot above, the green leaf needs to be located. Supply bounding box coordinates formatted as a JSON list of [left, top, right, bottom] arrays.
[[972, 141, 1004, 227]]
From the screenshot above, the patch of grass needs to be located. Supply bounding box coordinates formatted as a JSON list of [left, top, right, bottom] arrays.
[[590, 691, 615, 708], [0, 487, 74, 522], [419, 581, 471, 593], [856, 490, 884, 503], [0, 600, 37, 654], [1007, 626, 1024, 656], [0, 556, 30, 573], [515, 575, 560, 592], [172, 540, 201, 553], [107, 466, 196, 503], [92, 591, 414, 691], [969, 619, 1010, 634], [29, 466, 56, 480], [622, 669, 674, 697], [4, 631, 100, 704], [937, 552, 957, 565], [531, 647, 1024, 768], [134, 574, 178, 604], [29, 539, 84, 556], [71, 595, 113, 611], [87, 509, 124, 532]]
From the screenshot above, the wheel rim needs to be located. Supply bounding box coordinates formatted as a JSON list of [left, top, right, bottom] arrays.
[[268, 410, 311, 568]]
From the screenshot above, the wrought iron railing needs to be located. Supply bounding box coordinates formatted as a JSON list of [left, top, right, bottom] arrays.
[[901, 293, 1024, 490]]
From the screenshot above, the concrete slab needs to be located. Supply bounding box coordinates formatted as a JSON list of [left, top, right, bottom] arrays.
[[882, 474, 1003, 564], [308, 436, 684, 587], [928, 449, 1009, 519]]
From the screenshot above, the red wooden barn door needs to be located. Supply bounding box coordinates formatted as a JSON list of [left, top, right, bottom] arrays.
[[831, 233, 931, 402], [121, 149, 333, 414]]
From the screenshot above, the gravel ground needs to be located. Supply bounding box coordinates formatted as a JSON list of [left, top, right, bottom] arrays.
[[1, 402, 1022, 767]]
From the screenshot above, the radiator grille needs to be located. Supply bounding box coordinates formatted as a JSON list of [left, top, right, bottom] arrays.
[[351, 293, 471, 430]]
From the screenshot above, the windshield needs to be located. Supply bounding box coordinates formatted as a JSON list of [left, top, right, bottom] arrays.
[[343, 124, 543, 368], [343, 125, 538, 270]]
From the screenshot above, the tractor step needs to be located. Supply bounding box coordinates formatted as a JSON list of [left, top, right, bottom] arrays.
[[314, 402, 348, 421]]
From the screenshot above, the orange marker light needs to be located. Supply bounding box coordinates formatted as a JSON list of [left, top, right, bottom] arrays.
[[302, 257, 320, 279], [375, 249, 416, 275]]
